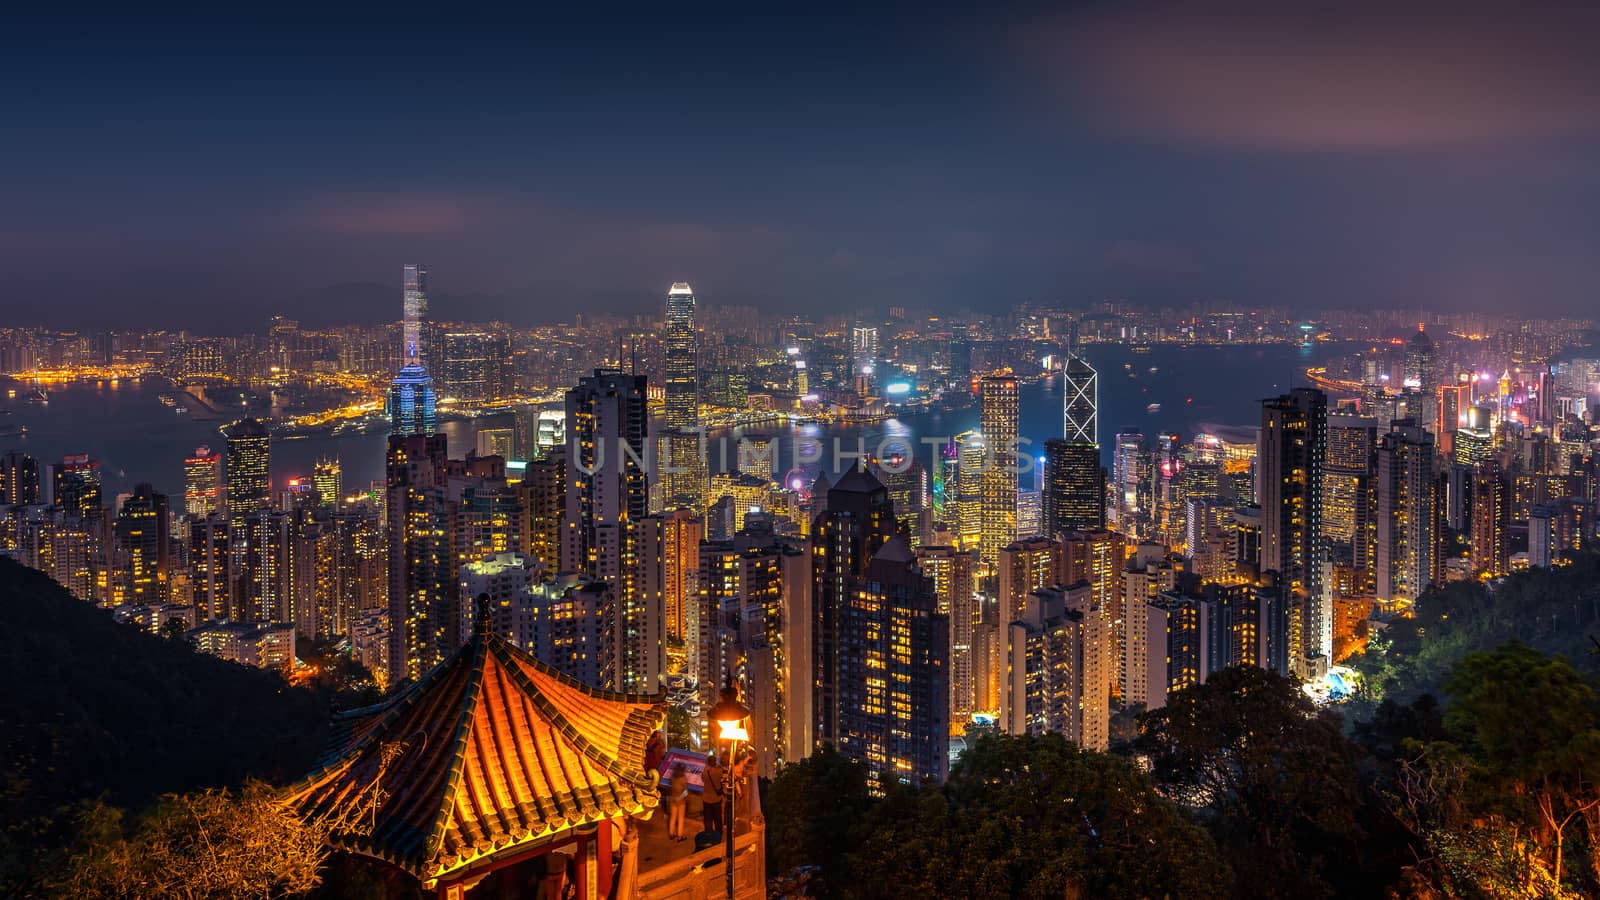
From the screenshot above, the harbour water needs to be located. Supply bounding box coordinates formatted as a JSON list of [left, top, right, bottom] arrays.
[[1, 342, 1348, 501]]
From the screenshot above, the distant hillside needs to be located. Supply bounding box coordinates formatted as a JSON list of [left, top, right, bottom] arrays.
[[0, 559, 329, 821]]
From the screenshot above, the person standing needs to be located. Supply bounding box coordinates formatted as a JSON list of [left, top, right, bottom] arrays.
[[667, 763, 690, 841], [701, 753, 725, 835]]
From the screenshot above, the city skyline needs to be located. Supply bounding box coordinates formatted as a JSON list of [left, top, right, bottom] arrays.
[[4, 8, 1600, 898]]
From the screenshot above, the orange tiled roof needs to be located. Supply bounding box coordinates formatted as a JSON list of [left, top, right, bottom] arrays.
[[288, 629, 667, 884]]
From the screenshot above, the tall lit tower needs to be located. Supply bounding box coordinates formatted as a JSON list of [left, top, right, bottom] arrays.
[[979, 374, 1020, 567], [1045, 352, 1105, 536], [1375, 420, 1435, 611], [313, 456, 343, 507], [1257, 388, 1327, 675], [388, 263, 437, 436], [224, 418, 271, 520], [663, 282, 698, 428], [183, 445, 223, 519], [1062, 353, 1097, 445]]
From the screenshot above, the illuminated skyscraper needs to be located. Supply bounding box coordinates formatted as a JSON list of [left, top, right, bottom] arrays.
[[561, 369, 650, 578], [1042, 439, 1105, 536], [1375, 420, 1435, 610], [1062, 354, 1097, 445], [224, 419, 270, 520], [1257, 389, 1327, 674], [851, 325, 879, 374], [183, 445, 222, 519], [53, 454, 103, 520], [1112, 430, 1148, 536], [385, 432, 451, 682], [113, 483, 170, 605], [837, 536, 949, 786], [388, 263, 437, 436], [979, 374, 1020, 566], [312, 456, 342, 508], [1002, 583, 1108, 750], [952, 430, 985, 550], [811, 468, 898, 748], [1, 450, 40, 506], [440, 329, 509, 403], [916, 544, 977, 732], [1471, 461, 1510, 577], [1323, 416, 1377, 594], [663, 282, 698, 428]]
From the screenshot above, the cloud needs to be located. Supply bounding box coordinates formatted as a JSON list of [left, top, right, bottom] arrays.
[[1032, 2, 1600, 151], [283, 191, 477, 236]]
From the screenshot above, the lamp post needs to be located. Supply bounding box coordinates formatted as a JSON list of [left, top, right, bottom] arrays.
[[709, 680, 750, 900]]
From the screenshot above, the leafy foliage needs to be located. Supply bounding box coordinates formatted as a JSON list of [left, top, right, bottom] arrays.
[[768, 735, 1228, 899], [1134, 666, 1376, 899], [49, 782, 328, 899]]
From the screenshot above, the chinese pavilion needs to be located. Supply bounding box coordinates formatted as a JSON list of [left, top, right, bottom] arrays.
[[288, 607, 668, 898]]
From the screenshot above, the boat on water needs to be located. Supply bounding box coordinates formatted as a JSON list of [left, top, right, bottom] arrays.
[[1146, 403, 1162, 414], [27, 389, 47, 403]]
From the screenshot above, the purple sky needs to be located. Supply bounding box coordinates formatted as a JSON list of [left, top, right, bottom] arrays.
[[3, 4, 1599, 331]]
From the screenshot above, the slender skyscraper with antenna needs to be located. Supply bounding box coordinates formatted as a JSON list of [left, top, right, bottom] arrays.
[[388, 264, 437, 435]]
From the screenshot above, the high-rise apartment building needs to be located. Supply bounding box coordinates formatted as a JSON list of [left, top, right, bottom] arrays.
[[1375, 420, 1436, 610], [312, 456, 342, 508], [224, 419, 270, 520], [54, 454, 103, 520], [1258, 388, 1328, 674], [811, 468, 898, 747], [183, 445, 222, 518], [113, 483, 170, 605], [979, 374, 1020, 566], [663, 282, 698, 428], [561, 369, 649, 579], [1, 450, 41, 506], [1324, 415, 1377, 595], [1002, 583, 1108, 750], [837, 537, 949, 786]]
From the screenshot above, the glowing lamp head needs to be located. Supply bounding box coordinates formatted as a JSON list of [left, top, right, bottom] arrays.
[[709, 681, 751, 746]]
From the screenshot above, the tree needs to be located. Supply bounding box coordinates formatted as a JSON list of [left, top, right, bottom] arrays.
[[1438, 643, 1600, 895], [51, 781, 328, 899], [1135, 666, 1374, 899], [764, 744, 873, 892]]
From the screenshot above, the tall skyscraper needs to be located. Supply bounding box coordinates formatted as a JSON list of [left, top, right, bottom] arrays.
[[388, 263, 438, 436], [1112, 430, 1148, 537], [53, 454, 103, 520], [837, 536, 949, 786], [385, 432, 451, 682], [1003, 583, 1108, 750], [561, 369, 650, 579], [1063, 353, 1097, 445], [1043, 439, 1106, 536], [1257, 388, 1328, 674], [312, 456, 342, 507], [979, 374, 1020, 566], [1471, 461, 1510, 577], [916, 544, 977, 733], [0, 450, 40, 506], [663, 282, 698, 428], [811, 468, 899, 747], [224, 419, 270, 520], [183, 445, 222, 519], [1375, 420, 1436, 610], [113, 483, 170, 605], [851, 325, 879, 374], [1323, 416, 1377, 595]]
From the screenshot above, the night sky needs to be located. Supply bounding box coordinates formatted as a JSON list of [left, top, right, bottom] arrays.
[[4, 4, 1599, 331]]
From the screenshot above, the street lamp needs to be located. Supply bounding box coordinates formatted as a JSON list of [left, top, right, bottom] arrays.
[[709, 680, 750, 900]]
